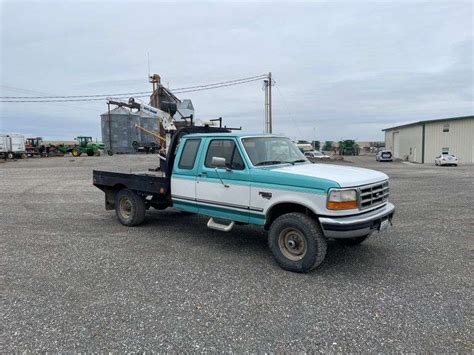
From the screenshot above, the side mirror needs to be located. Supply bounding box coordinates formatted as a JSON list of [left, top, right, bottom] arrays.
[[211, 156, 226, 168]]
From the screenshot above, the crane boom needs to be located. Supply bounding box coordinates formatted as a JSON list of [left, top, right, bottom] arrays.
[[106, 97, 177, 131]]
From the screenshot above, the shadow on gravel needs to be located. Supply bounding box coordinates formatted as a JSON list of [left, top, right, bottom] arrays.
[[141, 208, 393, 275]]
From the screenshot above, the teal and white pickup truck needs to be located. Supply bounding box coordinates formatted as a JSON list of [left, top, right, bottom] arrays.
[[93, 127, 395, 273]]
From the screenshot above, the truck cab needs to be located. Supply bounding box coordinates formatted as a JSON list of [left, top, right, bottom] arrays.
[[93, 130, 395, 273]]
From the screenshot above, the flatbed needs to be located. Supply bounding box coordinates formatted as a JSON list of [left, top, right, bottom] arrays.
[[93, 170, 170, 210]]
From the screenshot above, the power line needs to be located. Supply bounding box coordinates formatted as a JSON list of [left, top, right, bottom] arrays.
[[172, 74, 267, 91], [0, 74, 267, 101], [173, 77, 266, 94], [0, 85, 110, 112], [0, 89, 152, 99], [0, 95, 152, 103]]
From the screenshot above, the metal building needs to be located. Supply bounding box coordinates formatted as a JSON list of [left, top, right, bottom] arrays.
[[100, 106, 141, 154], [383, 115, 474, 164]]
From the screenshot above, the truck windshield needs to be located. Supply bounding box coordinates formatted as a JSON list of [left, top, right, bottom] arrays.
[[242, 137, 308, 166]]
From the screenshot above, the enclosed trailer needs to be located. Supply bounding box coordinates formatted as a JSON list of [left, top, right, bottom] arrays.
[[0, 134, 10, 158], [0, 134, 26, 159], [9, 134, 26, 156]]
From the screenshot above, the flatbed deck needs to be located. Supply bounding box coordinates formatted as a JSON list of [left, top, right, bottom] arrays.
[[93, 169, 170, 210]]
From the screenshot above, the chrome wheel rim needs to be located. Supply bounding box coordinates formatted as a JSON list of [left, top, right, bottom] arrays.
[[278, 227, 307, 261]]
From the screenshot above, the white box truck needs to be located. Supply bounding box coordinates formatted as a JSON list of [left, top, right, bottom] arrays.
[[0, 134, 9, 159], [0, 134, 26, 159]]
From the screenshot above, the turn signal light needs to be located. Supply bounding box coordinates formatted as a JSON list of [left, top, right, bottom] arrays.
[[327, 189, 358, 210], [327, 200, 358, 209]]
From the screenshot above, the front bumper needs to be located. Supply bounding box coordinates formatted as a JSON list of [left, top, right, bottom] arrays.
[[319, 202, 395, 239], [439, 160, 458, 165]]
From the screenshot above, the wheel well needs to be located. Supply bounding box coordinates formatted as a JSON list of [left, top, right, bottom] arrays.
[[265, 203, 318, 230], [103, 184, 127, 210], [113, 183, 127, 191]]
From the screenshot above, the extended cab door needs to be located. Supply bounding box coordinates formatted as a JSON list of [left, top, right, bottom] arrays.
[[171, 138, 202, 213], [195, 138, 251, 223]]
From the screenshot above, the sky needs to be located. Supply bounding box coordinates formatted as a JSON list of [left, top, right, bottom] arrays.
[[1, 0, 473, 141]]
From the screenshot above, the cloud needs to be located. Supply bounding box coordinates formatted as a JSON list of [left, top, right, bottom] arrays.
[[1, 1, 473, 141]]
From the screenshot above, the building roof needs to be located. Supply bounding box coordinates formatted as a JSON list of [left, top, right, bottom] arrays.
[[382, 115, 473, 131]]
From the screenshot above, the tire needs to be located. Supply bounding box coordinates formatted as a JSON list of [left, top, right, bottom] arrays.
[[107, 150, 114, 156], [132, 141, 139, 151], [115, 189, 146, 226], [86, 151, 94, 156], [336, 234, 370, 246], [71, 148, 81, 157], [7, 153, 14, 159], [268, 212, 327, 273]]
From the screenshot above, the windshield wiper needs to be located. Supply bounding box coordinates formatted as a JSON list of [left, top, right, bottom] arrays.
[[285, 159, 308, 165], [255, 160, 283, 166]]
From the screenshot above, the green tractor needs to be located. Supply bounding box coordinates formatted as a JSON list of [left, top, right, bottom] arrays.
[[338, 140, 360, 156], [71, 136, 104, 157]]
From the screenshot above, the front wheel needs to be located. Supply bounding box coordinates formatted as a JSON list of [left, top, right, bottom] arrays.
[[115, 189, 146, 226], [268, 213, 327, 273], [71, 148, 81, 157], [336, 234, 370, 246]]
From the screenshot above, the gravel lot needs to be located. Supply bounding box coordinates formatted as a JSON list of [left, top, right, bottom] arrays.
[[1, 155, 473, 352]]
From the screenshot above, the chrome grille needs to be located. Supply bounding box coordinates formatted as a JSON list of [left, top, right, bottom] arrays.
[[358, 181, 389, 209]]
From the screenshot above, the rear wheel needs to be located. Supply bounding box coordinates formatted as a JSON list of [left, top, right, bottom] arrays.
[[268, 213, 327, 273], [7, 153, 14, 159], [336, 234, 370, 246], [86, 151, 94, 156], [115, 189, 146, 226]]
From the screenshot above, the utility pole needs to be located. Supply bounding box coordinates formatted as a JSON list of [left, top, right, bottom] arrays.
[[264, 72, 273, 134]]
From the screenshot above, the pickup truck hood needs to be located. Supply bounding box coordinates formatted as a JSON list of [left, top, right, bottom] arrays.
[[272, 163, 388, 187]]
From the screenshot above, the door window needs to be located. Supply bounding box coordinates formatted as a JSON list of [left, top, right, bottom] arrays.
[[205, 139, 245, 170], [178, 139, 201, 169]]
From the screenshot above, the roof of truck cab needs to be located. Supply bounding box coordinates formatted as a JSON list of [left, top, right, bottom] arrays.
[[182, 132, 286, 138]]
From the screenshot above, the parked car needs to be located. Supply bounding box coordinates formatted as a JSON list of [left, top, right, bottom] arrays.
[[435, 153, 458, 166], [376, 150, 393, 162], [304, 150, 330, 160], [93, 127, 395, 273]]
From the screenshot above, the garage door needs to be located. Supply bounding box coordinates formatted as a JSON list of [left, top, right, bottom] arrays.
[[393, 132, 400, 158]]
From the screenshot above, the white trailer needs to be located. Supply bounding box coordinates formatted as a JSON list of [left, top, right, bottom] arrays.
[[0, 134, 26, 159], [0, 134, 10, 158]]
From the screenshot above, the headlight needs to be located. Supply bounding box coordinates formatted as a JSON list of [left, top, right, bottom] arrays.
[[327, 189, 358, 210]]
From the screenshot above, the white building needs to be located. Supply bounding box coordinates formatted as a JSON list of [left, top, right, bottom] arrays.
[[383, 115, 474, 164]]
